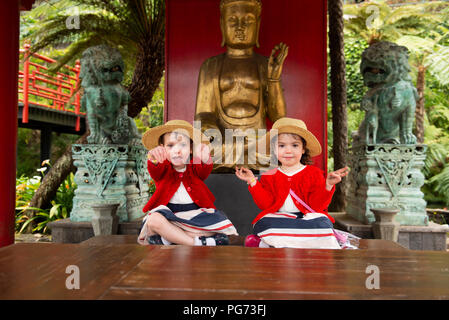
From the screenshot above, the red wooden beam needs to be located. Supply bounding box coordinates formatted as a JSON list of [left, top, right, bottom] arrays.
[[20, 0, 36, 11], [0, 1, 20, 247]]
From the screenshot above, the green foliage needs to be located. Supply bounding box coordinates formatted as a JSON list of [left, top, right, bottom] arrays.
[[16, 129, 41, 178], [15, 174, 41, 210], [134, 76, 164, 133], [344, 0, 441, 44], [16, 129, 79, 178], [345, 38, 369, 109], [23, 0, 165, 84], [427, 46, 449, 86], [15, 162, 77, 234], [422, 108, 449, 206], [133, 77, 163, 194], [337, 1, 449, 207], [428, 166, 449, 206]]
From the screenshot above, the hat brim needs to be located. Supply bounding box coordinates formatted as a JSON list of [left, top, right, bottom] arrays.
[[142, 124, 210, 150], [262, 125, 322, 157]]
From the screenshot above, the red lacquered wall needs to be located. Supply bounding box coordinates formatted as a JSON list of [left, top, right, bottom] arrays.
[[0, 1, 20, 247], [165, 0, 328, 171]]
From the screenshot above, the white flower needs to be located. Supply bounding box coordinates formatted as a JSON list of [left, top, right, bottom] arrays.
[[29, 177, 41, 184], [36, 167, 47, 173]]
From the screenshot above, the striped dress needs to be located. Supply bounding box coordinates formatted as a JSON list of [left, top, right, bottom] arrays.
[[138, 167, 237, 245], [249, 166, 341, 249]]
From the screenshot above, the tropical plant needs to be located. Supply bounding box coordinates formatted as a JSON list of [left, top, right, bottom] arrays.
[[422, 123, 449, 206], [344, 38, 369, 109], [16, 162, 77, 234], [134, 76, 164, 133], [344, 0, 440, 45], [26, 0, 165, 117], [16, 174, 42, 210], [22, 0, 165, 226]]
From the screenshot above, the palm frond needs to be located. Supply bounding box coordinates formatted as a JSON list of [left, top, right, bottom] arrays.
[[344, 1, 441, 44], [426, 46, 449, 86], [429, 166, 449, 205]]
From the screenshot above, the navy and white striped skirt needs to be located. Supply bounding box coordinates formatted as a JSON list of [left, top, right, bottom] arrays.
[[138, 203, 238, 245], [253, 211, 341, 249]]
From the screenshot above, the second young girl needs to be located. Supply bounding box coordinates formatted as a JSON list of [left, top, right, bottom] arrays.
[[235, 117, 348, 249]]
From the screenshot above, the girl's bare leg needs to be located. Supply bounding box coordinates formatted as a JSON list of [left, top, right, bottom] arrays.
[[145, 212, 195, 245]]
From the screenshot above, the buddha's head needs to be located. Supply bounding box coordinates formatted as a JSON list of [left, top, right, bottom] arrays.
[[220, 0, 262, 49]]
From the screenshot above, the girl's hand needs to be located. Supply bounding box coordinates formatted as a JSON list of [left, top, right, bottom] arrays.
[[148, 145, 167, 164], [326, 167, 349, 191], [235, 166, 257, 186], [193, 143, 211, 163]]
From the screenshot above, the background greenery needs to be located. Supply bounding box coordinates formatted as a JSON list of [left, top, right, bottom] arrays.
[[334, 0, 449, 207]]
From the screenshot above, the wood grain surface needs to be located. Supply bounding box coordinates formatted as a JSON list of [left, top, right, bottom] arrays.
[[0, 242, 447, 300]]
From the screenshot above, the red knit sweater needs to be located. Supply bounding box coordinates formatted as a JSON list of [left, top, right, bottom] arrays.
[[248, 166, 335, 225], [142, 157, 216, 213]]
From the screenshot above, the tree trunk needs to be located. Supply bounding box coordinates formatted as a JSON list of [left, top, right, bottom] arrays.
[[127, 39, 165, 118], [415, 65, 426, 144], [126, 0, 165, 118], [328, 0, 348, 212], [25, 131, 88, 232]]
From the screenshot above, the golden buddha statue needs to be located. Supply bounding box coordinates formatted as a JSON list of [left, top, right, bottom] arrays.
[[195, 0, 288, 172]]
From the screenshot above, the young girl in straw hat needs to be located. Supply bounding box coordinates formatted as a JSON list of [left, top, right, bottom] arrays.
[[235, 117, 349, 249], [138, 120, 238, 246]]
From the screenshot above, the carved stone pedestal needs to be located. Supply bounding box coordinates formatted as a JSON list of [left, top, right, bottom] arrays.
[[70, 144, 150, 222], [91, 203, 120, 236], [347, 143, 428, 226], [371, 208, 400, 242]]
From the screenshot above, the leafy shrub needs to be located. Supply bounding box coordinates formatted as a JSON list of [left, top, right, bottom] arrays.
[[15, 162, 77, 234]]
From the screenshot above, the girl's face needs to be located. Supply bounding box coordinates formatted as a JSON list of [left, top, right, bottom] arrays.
[[275, 133, 305, 167], [162, 132, 191, 169]]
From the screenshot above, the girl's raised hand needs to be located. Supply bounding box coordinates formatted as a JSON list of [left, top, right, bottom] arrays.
[[148, 145, 167, 164], [325, 166, 349, 190], [193, 143, 211, 163], [235, 166, 256, 185]]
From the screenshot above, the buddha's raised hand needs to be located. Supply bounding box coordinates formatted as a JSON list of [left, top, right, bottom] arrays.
[[268, 42, 289, 81]]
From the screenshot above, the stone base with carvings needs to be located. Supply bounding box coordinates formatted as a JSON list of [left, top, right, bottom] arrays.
[[334, 213, 448, 251], [48, 218, 141, 243], [70, 144, 150, 222], [346, 143, 428, 226]]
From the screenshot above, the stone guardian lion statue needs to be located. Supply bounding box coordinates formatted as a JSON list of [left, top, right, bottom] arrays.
[[355, 41, 418, 145], [80, 45, 141, 145]]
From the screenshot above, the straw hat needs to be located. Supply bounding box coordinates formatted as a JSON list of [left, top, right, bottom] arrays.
[[264, 117, 322, 157], [142, 119, 210, 150]]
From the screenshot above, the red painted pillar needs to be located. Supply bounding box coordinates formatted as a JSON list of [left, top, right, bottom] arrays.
[[0, 1, 20, 247]]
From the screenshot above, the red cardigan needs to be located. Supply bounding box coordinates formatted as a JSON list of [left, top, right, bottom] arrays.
[[142, 157, 216, 213], [248, 166, 335, 225]]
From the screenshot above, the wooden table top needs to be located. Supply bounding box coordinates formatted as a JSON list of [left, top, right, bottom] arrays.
[[0, 242, 448, 300]]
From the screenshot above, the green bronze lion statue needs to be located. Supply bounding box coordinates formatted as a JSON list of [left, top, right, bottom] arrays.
[[80, 45, 141, 145], [355, 41, 418, 145]]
